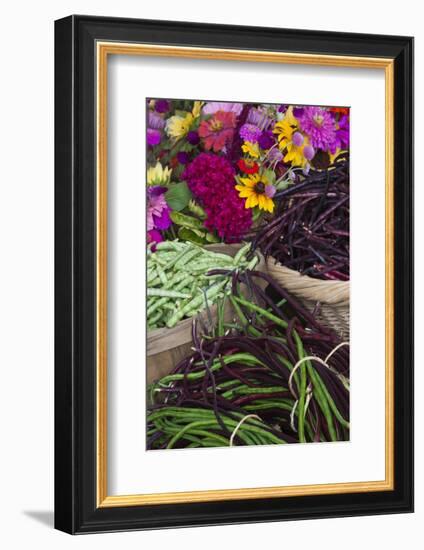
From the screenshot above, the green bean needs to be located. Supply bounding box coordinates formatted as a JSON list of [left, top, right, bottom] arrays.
[[313, 370, 350, 429], [293, 331, 307, 443], [233, 242, 250, 264], [306, 363, 337, 441], [147, 288, 190, 299], [229, 296, 261, 337], [232, 296, 288, 329]]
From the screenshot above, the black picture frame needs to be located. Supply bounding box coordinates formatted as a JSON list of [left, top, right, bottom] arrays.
[[55, 15, 414, 534]]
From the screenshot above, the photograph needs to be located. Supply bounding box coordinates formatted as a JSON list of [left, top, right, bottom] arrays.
[[146, 98, 350, 450], [51, 13, 414, 534]]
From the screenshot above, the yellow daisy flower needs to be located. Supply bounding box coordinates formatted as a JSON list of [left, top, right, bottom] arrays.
[[235, 174, 276, 213], [273, 106, 299, 150], [241, 141, 260, 158], [274, 107, 311, 168], [284, 142, 309, 168]]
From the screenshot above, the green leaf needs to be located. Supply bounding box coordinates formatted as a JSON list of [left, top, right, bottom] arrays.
[[263, 168, 276, 184], [165, 181, 192, 211], [252, 208, 263, 223], [187, 200, 206, 220], [178, 227, 207, 245], [205, 231, 220, 243], [170, 211, 204, 230]]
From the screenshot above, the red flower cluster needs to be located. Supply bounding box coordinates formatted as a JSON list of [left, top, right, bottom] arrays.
[[237, 158, 259, 174], [183, 153, 252, 242]]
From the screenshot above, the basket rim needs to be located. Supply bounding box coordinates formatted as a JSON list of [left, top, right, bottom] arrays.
[[266, 255, 350, 306]]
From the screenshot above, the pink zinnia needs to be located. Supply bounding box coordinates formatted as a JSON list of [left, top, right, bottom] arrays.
[[198, 111, 236, 152], [300, 107, 337, 151], [147, 186, 171, 232], [202, 102, 243, 116]]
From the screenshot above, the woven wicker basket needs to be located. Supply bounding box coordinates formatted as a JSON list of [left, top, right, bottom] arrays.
[[266, 256, 350, 338]]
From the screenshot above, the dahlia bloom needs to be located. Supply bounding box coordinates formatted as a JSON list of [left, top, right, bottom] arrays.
[[299, 106, 337, 151], [202, 102, 243, 116], [198, 111, 236, 152], [183, 153, 252, 242]]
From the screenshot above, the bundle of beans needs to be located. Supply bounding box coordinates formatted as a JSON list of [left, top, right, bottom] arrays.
[[147, 270, 349, 449], [147, 241, 257, 330], [251, 160, 349, 281]]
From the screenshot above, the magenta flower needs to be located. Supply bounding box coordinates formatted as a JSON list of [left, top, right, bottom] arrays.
[[147, 186, 171, 233], [187, 130, 200, 145], [258, 130, 275, 150], [148, 229, 164, 248], [299, 107, 337, 151], [239, 123, 262, 143], [333, 114, 350, 152], [154, 99, 170, 113], [183, 153, 252, 242], [177, 151, 190, 165], [147, 128, 161, 146]]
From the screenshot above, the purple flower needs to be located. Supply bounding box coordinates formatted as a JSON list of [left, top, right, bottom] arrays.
[[147, 186, 171, 232], [155, 99, 170, 113], [239, 123, 262, 143], [246, 107, 272, 130], [333, 115, 350, 152], [265, 185, 276, 198], [303, 144, 315, 161], [202, 102, 243, 116], [187, 130, 200, 145], [268, 148, 283, 163], [177, 151, 190, 165], [293, 107, 304, 118], [292, 131, 304, 147], [147, 128, 161, 147], [258, 130, 275, 150], [148, 229, 164, 248], [300, 107, 337, 151], [148, 111, 166, 130]]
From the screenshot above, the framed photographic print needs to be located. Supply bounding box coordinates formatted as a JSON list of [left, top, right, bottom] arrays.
[[54, 15, 414, 533]]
